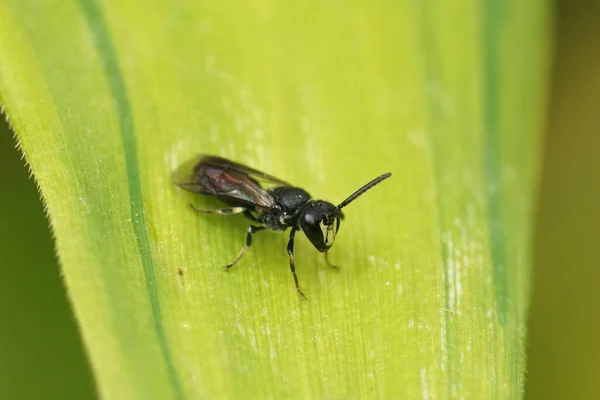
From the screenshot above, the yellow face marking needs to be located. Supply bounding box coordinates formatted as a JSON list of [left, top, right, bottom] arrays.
[[320, 220, 338, 248]]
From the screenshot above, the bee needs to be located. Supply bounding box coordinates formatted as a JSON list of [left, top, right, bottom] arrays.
[[173, 155, 391, 298]]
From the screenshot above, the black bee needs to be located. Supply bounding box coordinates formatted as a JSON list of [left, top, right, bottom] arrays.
[[173, 155, 391, 298]]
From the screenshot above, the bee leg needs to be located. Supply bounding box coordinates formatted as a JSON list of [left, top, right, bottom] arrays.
[[224, 225, 265, 270], [287, 228, 307, 300], [324, 252, 340, 270], [189, 204, 246, 215]]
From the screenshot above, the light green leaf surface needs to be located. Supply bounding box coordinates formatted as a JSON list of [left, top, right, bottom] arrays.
[[0, 1, 551, 399]]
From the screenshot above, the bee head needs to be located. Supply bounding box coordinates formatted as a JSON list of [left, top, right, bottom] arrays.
[[298, 172, 392, 252], [299, 201, 343, 252]]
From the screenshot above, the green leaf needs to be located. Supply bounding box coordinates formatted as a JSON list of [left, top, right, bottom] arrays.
[[0, 1, 552, 398]]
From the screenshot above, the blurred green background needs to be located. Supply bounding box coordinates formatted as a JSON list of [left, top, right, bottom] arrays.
[[525, 0, 600, 399], [0, 0, 598, 399], [0, 119, 96, 396]]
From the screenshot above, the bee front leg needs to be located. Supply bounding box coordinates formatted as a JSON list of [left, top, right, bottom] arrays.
[[324, 252, 340, 270], [287, 228, 307, 300], [224, 225, 265, 270]]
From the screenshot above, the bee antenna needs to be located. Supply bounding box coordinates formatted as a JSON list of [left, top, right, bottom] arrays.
[[335, 172, 392, 211]]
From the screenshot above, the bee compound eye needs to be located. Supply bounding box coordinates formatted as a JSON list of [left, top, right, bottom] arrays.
[[304, 212, 317, 226]]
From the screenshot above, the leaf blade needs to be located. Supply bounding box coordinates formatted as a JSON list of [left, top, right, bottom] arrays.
[[0, 0, 552, 398]]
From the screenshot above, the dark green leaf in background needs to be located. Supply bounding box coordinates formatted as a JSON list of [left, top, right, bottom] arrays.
[[0, 120, 96, 399]]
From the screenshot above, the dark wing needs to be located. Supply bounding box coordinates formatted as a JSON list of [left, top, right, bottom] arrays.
[[198, 155, 292, 187], [172, 154, 291, 210]]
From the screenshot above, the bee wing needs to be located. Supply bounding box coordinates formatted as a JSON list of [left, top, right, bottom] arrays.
[[198, 155, 292, 187], [172, 155, 289, 210]]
